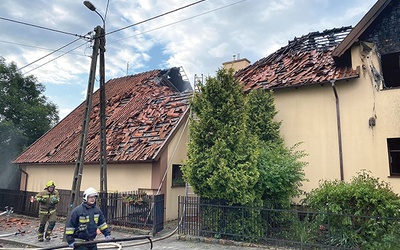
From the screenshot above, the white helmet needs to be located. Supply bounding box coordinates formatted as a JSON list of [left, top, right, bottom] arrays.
[[83, 187, 98, 202]]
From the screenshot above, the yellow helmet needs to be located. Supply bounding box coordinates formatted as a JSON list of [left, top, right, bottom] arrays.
[[45, 180, 56, 188]]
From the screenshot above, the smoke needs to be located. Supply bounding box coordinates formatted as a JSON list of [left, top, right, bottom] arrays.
[[0, 162, 20, 190], [0, 122, 24, 190]]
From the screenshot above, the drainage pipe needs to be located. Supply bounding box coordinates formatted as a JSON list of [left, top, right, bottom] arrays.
[[331, 80, 344, 181]]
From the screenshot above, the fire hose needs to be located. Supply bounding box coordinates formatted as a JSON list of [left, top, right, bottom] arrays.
[[0, 230, 25, 238], [0, 206, 13, 216], [38, 235, 153, 250]]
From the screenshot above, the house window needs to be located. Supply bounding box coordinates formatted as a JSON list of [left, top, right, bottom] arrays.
[[172, 164, 185, 187], [387, 138, 400, 176], [382, 52, 400, 88]]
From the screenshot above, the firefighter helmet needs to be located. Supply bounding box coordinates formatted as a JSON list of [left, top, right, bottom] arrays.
[[83, 187, 98, 202], [45, 180, 56, 189]]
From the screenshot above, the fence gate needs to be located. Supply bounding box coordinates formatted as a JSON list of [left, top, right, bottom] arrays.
[[152, 194, 164, 235]]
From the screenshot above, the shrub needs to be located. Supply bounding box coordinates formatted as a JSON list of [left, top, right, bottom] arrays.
[[303, 170, 400, 249]]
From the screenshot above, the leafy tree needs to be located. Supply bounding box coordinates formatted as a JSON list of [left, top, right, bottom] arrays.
[[0, 57, 59, 189]]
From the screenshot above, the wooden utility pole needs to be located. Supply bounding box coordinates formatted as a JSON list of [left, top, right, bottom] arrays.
[[99, 27, 107, 195], [64, 25, 104, 239], [98, 26, 108, 218]]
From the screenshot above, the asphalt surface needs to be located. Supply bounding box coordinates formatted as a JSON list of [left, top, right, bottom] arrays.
[[0, 213, 278, 250]]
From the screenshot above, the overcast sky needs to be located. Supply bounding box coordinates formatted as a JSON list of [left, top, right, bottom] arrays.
[[0, 0, 377, 119]]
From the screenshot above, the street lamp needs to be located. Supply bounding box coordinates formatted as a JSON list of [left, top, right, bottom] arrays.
[[84, 1, 105, 28]]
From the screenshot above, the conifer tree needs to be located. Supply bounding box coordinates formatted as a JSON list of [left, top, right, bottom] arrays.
[[183, 68, 306, 207], [183, 68, 259, 205]]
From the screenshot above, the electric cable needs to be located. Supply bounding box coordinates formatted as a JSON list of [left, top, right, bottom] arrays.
[[0, 39, 84, 56], [104, 0, 110, 25], [2, 0, 247, 76], [105, 0, 206, 36], [22, 41, 89, 75], [0, 16, 90, 39], [107, 0, 248, 45], [17, 37, 84, 71]]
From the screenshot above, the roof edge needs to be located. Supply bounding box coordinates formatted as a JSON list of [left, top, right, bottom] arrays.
[[152, 108, 190, 161], [333, 0, 392, 57], [261, 69, 360, 91]]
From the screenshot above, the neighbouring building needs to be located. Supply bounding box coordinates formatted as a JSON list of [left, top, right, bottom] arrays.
[[13, 67, 192, 221]]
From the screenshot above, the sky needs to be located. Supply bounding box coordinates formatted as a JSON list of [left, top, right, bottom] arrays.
[[0, 0, 378, 119]]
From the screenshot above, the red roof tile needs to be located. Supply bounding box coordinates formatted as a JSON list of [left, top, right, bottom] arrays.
[[13, 68, 192, 164], [235, 27, 360, 90]]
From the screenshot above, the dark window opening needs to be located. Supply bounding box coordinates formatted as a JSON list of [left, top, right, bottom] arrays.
[[172, 164, 185, 187], [387, 138, 400, 176], [382, 52, 400, 88], [333, 50, 352, 67]]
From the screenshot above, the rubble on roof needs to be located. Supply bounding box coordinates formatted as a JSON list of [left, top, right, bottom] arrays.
[[13, 68, 192, 164], [235, 26, 360, 91]]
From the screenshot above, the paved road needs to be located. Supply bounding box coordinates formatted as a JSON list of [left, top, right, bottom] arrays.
[[1, 214, 275, 250], [99, 236, 268, 250], [0, 234, 269, 250]]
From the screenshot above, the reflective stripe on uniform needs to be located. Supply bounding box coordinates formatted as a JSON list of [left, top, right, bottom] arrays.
[[38, 209, 56, 215], [98, 222, 108, 231], [94, 214, 99, 224], [79, 215, 89, 223], [65, 227, 75, 235]]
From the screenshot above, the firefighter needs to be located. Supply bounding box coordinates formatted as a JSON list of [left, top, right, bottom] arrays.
[[66, 187, 111, 250], [34, 180, 59, 242]]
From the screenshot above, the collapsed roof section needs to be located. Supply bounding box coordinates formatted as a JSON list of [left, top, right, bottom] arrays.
[[13, 67, 192, 164], [235, 26, 360, 92]]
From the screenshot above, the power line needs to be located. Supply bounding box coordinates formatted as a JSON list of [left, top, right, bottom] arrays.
[[18, 37, 84, 71], [22, 42, 89, 75], [8, 0, 207, 74], [0, 16, 91, 40], [11, 0, 244, 75], [104, 0, 110, 26], [0, 39, 84, 56], [108, 0, 248, 45], [106, 0, 206, 36]]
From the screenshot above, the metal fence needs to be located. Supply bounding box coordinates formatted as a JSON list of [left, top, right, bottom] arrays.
[[178, 196, 400, 249], [0, 189, 164, 235]]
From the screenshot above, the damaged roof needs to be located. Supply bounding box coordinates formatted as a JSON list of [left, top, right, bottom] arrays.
[[13, 67, 192, 164], [333, 0, 392, 57], [235, 26, 360, 91]]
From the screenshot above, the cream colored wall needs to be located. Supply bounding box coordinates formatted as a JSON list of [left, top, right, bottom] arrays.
[[22, 118, 190, 221], [274, 84, 340, 195], [24, 163, 152, 192], [223, 59, 251, 72], [165, 116, 190, 221], [274, 44, 400, 198]]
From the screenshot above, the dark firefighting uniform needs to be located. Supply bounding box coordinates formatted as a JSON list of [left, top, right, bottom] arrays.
[[66, 202, 111, 250]]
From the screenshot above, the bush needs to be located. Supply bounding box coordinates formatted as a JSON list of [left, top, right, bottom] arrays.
[[303, 170, 400, 249]]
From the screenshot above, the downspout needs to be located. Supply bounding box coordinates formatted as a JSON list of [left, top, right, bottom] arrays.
[[331, 80, 344, 181]]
